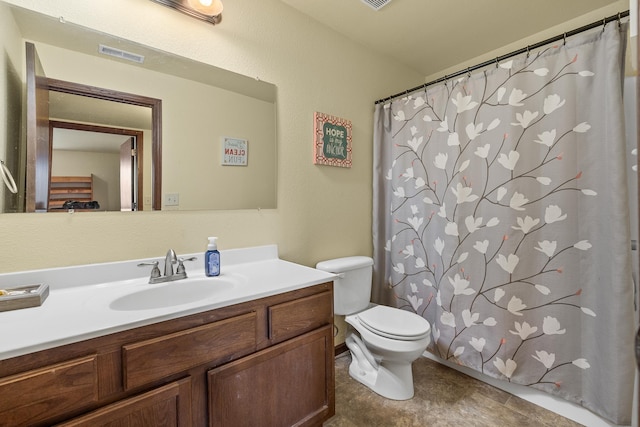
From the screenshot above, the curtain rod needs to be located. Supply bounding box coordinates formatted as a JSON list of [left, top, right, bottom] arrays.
[[375, 10, 629, 105]]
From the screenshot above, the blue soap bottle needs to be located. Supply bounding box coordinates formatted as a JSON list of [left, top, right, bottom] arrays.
[[205, 237, 220, 277]]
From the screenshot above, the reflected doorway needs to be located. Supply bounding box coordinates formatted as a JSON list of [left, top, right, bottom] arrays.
[[49, 121, 144, 211]]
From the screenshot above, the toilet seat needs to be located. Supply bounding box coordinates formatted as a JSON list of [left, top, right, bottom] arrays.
[[356, 305, 430, 341]]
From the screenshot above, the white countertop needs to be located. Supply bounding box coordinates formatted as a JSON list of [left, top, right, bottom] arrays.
[[0, 245, 335, 360]]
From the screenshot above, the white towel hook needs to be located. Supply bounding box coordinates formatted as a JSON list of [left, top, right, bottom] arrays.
[[0, 160, 18, 194]]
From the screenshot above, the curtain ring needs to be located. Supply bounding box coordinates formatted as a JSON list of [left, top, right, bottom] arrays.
[[602, 18, 606, 32], [467, 67, 471, 78], [618, 12, 622, 28], [563, 33, 567, 45], [495, 58, 499, 68], [526, 45, 530, 59]]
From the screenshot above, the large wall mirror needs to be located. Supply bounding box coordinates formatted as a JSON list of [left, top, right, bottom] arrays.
[[0, 1, 277, 213]]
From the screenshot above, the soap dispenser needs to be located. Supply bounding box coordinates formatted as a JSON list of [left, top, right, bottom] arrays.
[[205, 237, 220, 277]]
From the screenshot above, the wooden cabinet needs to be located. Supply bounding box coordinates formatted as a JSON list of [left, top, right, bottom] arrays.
[[208, 326, 333, 427], [207, 290, 334, 427], [0, 282, 334, 427]]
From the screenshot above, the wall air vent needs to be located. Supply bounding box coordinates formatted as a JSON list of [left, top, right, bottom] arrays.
[[98, 44, 145, 64], [361, 0, 392, 11]]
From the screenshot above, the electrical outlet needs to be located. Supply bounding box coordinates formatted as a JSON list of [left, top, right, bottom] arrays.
[[164, 193, 179, 206]]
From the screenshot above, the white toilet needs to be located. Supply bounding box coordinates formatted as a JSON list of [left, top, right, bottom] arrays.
[[316, 256, 431, 400]]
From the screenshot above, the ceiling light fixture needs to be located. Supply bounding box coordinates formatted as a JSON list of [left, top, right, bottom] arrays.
[[150, 0, 223, 25], [187, 0, 223, 15]]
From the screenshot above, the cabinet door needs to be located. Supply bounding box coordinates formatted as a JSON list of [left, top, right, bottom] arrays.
[[208, 325, 334, 427], [56, 377, 191, 427]]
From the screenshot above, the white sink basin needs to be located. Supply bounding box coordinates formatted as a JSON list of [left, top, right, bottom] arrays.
[[109, 277, 234, 311]]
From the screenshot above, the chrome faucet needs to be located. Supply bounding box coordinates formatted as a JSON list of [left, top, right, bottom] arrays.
[[164, 249, 177, 277], [138, 249, 197, 284]]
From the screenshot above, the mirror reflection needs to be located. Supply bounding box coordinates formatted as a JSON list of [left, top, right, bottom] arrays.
[[34, 78, 159, 212], [50, 93, 152, 211], [1, 2, 277, 213], [50, 122, 147, 212]]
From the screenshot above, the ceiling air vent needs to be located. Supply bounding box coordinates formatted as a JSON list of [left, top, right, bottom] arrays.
[[98, 44, 145, 64], [361, 0, 392, 11]]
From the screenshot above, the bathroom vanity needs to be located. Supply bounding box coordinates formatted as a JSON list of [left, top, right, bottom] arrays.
[[0, 245, 335, 426]]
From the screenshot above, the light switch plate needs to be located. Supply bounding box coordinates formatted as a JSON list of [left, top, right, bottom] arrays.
[[164, 193, 179, 206]]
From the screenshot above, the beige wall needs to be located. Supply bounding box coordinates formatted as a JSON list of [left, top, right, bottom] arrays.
[[0, 0, 424, 273]]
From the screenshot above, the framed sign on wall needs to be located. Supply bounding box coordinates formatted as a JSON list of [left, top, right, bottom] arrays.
[[221, 137, 248, 166], [313, 112, 352, 168]]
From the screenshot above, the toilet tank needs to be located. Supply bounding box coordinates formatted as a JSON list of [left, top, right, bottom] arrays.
[[315, 256, 374, 316]]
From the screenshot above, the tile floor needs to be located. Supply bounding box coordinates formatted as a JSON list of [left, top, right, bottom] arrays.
[[324, 352, 584, 427]]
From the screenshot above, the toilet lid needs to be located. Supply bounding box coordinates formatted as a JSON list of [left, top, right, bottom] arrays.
[[356, 305, 431, 341]]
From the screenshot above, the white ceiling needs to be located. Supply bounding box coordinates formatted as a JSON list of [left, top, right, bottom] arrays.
[[280, 0, 624, 76], [52, 128, 131, 153]]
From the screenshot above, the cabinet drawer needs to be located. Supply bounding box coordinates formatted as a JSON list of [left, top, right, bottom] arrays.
[[0, 354, 99, 426], [269, 291, 332, 344], [123, 312, 257, 390], [56, 377, 192, 427]]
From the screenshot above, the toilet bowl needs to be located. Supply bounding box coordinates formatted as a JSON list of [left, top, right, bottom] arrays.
[[316, 257, 431, 400], [345, 305, 430, 400]]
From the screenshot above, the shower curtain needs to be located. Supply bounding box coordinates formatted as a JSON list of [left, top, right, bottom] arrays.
[[372, 22, 635, 424]]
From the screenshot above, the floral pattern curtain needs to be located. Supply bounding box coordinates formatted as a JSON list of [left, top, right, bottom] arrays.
[[372, 23, 635, 424]]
